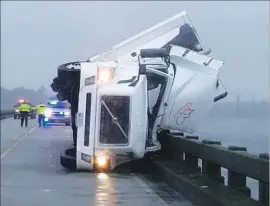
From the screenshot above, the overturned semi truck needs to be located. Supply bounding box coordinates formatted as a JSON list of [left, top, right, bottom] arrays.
[[50, 10, 228, 171]]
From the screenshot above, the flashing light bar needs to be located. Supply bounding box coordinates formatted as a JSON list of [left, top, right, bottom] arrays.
[[48, 100, 58, 105]]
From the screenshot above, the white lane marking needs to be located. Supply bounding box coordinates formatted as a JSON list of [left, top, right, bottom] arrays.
[[1, 124, 37, 159], [13, 135, 20, 141], [39, 189, 52, 192], [132, 174, 167, 205]]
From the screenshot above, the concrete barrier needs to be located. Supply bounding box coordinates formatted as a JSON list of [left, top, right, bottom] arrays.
[[152, 132, 269, 206], [0, 110, 14, 120]]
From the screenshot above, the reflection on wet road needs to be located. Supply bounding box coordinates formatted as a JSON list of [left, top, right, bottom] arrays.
[[1, 120, 193, 206]]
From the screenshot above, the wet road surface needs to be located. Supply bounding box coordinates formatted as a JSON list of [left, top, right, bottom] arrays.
[[1, 118, 194, 206], [1, 117, 37, 157]]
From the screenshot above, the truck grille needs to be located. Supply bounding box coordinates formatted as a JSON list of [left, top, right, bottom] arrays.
[[99, 96, 130, 145]]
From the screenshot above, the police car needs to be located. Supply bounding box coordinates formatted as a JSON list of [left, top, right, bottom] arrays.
[[44, 100, 71, 126]]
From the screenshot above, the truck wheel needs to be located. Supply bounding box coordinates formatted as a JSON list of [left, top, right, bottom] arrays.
[[14, 115, 17, 119], [51, 62, 81, 102], [60, 147, 76, 170]]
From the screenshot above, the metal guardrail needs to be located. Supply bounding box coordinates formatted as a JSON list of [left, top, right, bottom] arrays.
[[156, 132, 269, 206], [0, 110, 14, 120]]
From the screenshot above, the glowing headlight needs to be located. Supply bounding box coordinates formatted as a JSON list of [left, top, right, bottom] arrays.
[[64, 111, 70, 116], [44, 109, 52, 117], [97, 67, 115, 84], [15, 109, 19, 112], [95, 156, 108, 168]]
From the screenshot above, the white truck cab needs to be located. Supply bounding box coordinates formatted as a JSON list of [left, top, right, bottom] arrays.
[[51, 10, 228, 172], [73, 46, 226, 171]]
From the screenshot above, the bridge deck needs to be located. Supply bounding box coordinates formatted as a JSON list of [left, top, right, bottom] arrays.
[[1, 118, 194, 206]]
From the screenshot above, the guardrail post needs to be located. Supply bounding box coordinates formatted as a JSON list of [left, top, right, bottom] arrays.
[[202, 140, 224, 184], [227, 146, 251, 197], [159, 131, 182, 160], [172, 133, 185, 160], [184, 136, 200, 172], [258, 153, 269, 206]]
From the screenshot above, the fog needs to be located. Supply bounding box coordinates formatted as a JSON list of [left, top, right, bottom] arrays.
[[1, 1, 269, 101]]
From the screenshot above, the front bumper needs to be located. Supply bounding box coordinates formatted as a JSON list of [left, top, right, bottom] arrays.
[[44, 116, 71, 124], [77, 148, 133, 171]]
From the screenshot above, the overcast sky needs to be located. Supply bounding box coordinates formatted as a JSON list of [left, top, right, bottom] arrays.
[[1, 1, 269, 101]]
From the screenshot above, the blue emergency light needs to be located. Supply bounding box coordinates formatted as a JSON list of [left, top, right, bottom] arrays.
[[48, 100, 59, 105]]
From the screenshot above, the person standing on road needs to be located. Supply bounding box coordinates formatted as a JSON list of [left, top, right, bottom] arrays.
[[36, 102, 46, 127], [19, 102, 31, 127]]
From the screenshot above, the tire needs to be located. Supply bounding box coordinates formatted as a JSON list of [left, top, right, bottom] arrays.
[[60, 147, 77, 170], [14, 115, 17, 119], [51, 62, 81, 102]]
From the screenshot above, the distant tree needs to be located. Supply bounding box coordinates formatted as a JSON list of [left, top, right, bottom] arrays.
[[1, 86, 49, 109], [37, 86, 47, 95]]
